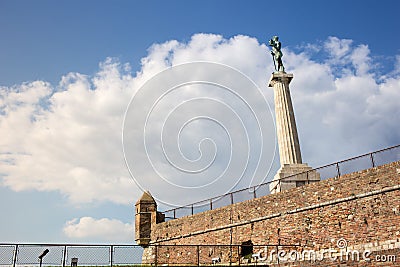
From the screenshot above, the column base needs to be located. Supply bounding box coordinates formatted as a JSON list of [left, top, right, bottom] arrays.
[[270, 164, 320, 194]]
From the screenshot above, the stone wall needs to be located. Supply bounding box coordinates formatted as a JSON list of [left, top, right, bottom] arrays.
[[144, 161, 400, 265]]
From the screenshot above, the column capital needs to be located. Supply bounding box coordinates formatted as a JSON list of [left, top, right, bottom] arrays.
[[268, 72, 293, 87]]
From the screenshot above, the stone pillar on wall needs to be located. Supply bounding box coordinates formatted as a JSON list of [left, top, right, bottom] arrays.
[[135, 191, 165, 247], [268, 72, 320, 194]]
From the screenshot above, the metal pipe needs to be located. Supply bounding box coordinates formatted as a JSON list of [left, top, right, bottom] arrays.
[[110, 245, 113, 267], [12, 244, 18, 267], [62, 245, 67, 267]]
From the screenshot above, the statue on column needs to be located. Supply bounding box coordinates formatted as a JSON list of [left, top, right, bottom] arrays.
[[269, 36, 285, 72]]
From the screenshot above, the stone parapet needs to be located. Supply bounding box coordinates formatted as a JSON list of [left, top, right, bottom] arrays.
[[143, 161, 400, 265]]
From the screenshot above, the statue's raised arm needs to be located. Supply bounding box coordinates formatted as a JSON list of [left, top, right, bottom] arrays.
[[269, 36, 285, 73]]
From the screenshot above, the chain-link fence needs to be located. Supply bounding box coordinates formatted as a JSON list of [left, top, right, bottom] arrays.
[[0, 244, 144, 267], [0, 243, 301, 266], [163, 144, 400, 220]]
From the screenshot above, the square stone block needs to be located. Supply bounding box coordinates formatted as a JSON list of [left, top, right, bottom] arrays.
[[270, 164, 320, 194]]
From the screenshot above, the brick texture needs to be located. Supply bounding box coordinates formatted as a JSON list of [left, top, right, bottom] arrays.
[[141, 161, 400, 265]]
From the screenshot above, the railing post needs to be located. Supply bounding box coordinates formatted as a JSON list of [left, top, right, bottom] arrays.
[[230, 193, 234, 204], [197, 245, 200, 266], [253, 186, 256, 199], [210, 199, 213, 210], [12, 244, 18, 267], [370, 153, 376, 168], [191, 205, 194, 215], [110, 245, 113, 267], [173, 209, 176, 219], [62, 245, 67, 267], [336, 162, 341, 177]]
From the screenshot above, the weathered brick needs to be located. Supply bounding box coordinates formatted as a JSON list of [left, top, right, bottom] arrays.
[[138, 161, 400, 266]]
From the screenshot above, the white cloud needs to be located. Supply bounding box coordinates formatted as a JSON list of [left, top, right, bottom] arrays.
[[0, 59, 138, 204], [63, 217, 133, 242], [0, 34, 399, 210], [393, 55, 400, 76], [350, 44, 371, 75], [289, 38, 400, 162], [324, 36, 353, 60]]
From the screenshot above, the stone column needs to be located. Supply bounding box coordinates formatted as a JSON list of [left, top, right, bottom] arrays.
[[269, 73, 302, 165], [269, 72, 320, 194]]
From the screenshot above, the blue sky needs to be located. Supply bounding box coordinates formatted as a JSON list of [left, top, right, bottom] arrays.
[[2, 0, 399, 86], [0, 0, 400, 243]]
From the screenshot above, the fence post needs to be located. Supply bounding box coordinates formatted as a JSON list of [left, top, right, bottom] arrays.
[[197, 245, 200, 266], [110, 245, 113, 267], [336, 162, 341, 177], [12, 244, 18, 267], [62, 245, 67, 267], [230, 193, 234, 204], [370, 153, 376, 168], [210, 199, 213, 210], [191, 205, 194, 215]]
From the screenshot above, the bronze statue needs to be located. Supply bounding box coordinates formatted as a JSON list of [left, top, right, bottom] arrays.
[[269, 36, 285, 72]]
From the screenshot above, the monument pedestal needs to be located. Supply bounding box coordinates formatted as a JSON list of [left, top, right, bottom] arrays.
[[269, 164, 320, 194], [269, 72, 320, 194]]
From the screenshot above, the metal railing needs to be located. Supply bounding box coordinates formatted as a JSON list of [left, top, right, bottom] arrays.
[[162, 144, 400, 220], [0, 244, 144, 267], [0, 243, 300, 266]]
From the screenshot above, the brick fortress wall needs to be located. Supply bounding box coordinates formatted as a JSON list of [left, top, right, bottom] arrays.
[[142, 161, 400, 265]]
